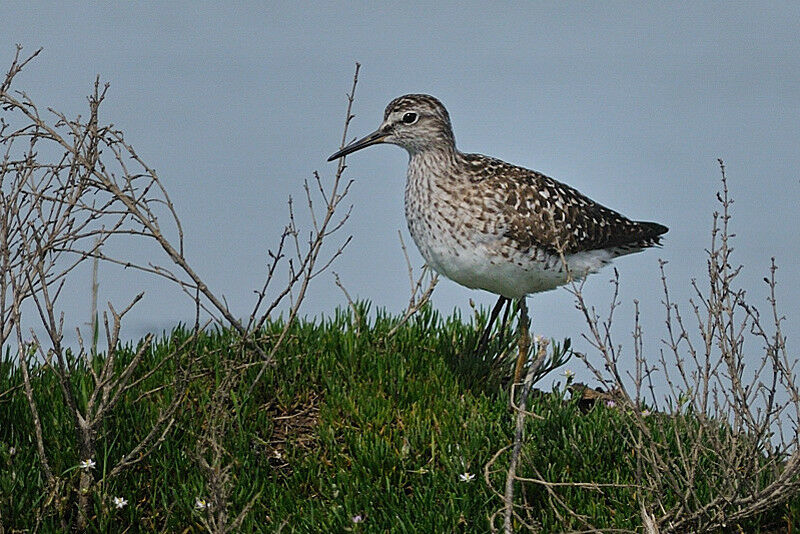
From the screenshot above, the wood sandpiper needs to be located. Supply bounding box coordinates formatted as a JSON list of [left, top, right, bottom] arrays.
[[328, 94, 667, 373]]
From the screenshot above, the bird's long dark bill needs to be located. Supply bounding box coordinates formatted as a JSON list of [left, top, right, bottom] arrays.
[[327, 130, 387, 161]]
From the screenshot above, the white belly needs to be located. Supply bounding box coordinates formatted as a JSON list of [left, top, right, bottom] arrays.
[[410, 227, 611, 299]]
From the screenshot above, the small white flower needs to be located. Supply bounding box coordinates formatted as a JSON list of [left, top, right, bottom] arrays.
[[79, 458, 96, 470], [459, 472, 476, 482], [605, 400, 616, 408], [112, 496, 128, 509], [195, 497, 209, 510], [641, 409, 652, 417], [8, 447, 15, 456], [563, 369, 575, 379], [352, 514, 364, 523]]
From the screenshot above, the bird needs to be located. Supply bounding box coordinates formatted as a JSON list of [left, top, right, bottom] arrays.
[[328, 94, 667, 371]]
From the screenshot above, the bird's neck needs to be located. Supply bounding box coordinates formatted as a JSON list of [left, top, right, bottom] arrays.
[[407, 145, 459, 173], [406, 147, 463, 201]]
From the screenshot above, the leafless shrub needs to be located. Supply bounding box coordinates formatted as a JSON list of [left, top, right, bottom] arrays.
[[489, 160, 799, 532], [1, 46, 199, 529], [193, 64, 360, 532], [1, 45, 355, 530], [491, 336, 547, 532], [193, 361, 260, 534]]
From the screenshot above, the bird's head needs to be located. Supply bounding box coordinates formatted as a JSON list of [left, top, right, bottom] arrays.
[[328, 94, 455, 161]]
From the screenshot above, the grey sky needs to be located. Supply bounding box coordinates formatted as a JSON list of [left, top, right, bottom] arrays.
[[3, 3, 798, 365]]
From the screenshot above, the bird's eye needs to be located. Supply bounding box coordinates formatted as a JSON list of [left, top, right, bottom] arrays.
[[401, 112, 418, 124]]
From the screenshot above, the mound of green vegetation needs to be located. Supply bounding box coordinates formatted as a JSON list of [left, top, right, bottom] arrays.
[[0, 305, 796, 532]]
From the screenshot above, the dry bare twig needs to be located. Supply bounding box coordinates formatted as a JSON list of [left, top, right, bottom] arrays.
[[385, 230, 438, 338]]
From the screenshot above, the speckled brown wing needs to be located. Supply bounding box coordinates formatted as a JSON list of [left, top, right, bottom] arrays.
[[462, 154, 668, 255]]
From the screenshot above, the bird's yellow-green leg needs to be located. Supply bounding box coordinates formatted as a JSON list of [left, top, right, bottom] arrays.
[[514, 298, 530, 384]]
